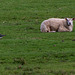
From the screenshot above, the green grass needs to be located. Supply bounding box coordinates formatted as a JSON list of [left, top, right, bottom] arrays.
[[0, 0, 75, 75]]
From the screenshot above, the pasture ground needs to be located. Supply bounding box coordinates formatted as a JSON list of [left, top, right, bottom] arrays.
[[0, 0, 75, 75]]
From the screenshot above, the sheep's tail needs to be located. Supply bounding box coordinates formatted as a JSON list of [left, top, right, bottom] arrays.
[[40, 22, 48, 32]]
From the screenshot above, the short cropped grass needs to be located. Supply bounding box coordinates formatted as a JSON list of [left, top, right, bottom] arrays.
[[0, 0, 75, 75]]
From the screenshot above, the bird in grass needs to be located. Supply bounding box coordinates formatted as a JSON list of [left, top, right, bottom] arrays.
[[0, 34, 5, 38]]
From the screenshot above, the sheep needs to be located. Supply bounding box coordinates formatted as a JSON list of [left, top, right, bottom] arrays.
[[40, 18, 75, 32]]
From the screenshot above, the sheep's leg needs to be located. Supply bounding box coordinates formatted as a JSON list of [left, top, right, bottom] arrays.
[[58, 26, 70, 32], [46, 26, 56, 32], [49, 26, 56, 32], [50, 31, 56, 32], [47, 27, 56, 32], [46, 26, 50, 32]]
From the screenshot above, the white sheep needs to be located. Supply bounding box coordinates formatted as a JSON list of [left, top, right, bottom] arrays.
[[40, 18, 75, 32]]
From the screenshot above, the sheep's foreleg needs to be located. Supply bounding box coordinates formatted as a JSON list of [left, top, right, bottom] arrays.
[[58, 26, 70, 32]]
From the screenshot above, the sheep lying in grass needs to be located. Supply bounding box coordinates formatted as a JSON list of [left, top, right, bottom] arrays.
[[40, 18, 75, 32]]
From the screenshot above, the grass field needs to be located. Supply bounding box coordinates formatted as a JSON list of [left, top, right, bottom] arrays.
[[0, 0, 75, 75]]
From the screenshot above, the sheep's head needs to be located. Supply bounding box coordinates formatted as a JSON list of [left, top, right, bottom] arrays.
[[65, 18, 74, 26], [72, 18, 75, 20]]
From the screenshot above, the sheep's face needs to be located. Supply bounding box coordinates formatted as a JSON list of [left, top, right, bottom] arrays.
[[66, 18, 73, 26]]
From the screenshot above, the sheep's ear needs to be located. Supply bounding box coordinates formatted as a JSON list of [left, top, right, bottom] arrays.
[[72, 18, 75, 20], [65, 18, 68, 21]]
